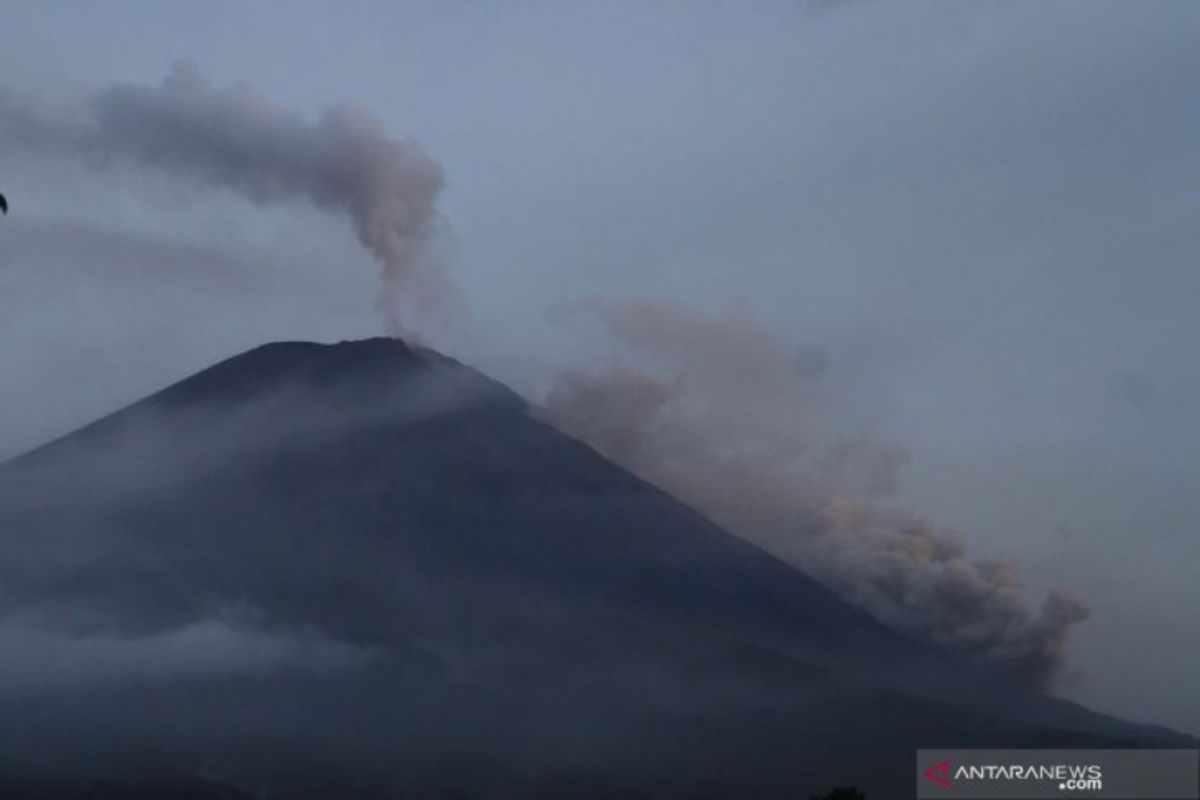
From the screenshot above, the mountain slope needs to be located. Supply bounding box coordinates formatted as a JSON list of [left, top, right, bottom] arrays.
[[0, 338, 1186, 798]]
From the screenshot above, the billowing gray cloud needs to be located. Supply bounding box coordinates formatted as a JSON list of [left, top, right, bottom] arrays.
[[542, 300, 1089, 687], [0, 62, 444, 332]]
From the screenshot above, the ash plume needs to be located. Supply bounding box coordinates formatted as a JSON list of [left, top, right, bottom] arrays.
[[542, 300, 1089, 688], [0, 62, 444, 332]]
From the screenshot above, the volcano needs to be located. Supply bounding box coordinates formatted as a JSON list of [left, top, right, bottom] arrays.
[[0, 339, 1187, 798]]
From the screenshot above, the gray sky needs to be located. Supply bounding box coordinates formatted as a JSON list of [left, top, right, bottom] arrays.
[[1, 1, 1198, 733]]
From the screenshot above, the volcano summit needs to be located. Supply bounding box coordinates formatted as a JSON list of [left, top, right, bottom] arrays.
[[0, 339, 1187, 798]]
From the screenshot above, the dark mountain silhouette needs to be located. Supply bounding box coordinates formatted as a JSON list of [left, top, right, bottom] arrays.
[[0, 339, 1188, 799]]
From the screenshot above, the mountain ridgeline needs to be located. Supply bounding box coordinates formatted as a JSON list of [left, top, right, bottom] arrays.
[[0, 339, 1186, 799]]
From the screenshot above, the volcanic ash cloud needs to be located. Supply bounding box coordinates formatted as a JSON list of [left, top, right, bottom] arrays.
[[0, 61, 444, 332], [542, 300, 1089, 688]]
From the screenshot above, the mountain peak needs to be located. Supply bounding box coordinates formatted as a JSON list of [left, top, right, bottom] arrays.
[[0, 338, 1188, 797], [161, 336, 420, 404], [13, 337, 524, 468]]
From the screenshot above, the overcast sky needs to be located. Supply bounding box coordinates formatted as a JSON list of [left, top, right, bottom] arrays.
[[1, 1, 1197, 734]]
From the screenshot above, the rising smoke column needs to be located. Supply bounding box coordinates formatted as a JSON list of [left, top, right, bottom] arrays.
[[542, 300, 1089, 688], [0, 62, 443, 332]]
